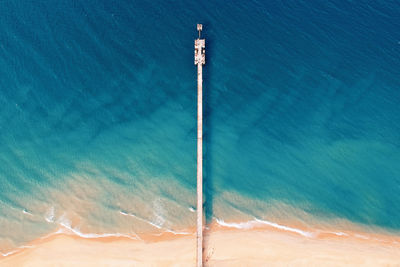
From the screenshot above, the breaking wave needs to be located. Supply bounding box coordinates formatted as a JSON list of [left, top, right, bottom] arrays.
[[119, 211, 190, 235], [216, 218, 314, 238]]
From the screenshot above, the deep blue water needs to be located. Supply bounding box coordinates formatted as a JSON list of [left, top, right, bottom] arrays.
[[1, 0, 400, 251]]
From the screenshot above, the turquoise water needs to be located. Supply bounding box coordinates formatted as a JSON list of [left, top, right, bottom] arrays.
[[1, 0, 400, 253]]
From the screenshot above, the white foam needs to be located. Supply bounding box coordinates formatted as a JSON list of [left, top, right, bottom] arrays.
[[44, 206, 55, 223], [1, 250, 18, 257], [119, 210, 162, 229], [119, 210, 190, 236], [61, 223, 139, 240], [4, 223, 140, 258], [0, 245, 34, 257], [354, 234, 369, 240], [152, 198, 166, 228], [328, 231, 349, 237], [215, 218, 314, 238], [215, 219, 254, 230], [254, 218, 314, 237], [164, 229, 191, 235], [56, 213, 140, 240], [22, 209, 33, 216]]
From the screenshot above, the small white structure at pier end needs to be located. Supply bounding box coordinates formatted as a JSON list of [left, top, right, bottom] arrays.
[[195, 24, 205, 65]]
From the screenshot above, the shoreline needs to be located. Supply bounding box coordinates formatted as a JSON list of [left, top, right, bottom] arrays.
[[1, 219, 400, 266]]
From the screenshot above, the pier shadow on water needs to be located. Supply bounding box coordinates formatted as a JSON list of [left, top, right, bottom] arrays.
[[202, 22, 215, 264]]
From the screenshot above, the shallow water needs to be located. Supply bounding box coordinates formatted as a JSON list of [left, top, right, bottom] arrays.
[[1, 0, 400, 252]]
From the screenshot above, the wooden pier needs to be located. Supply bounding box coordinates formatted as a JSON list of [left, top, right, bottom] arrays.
[[194, 23, 205, 267]]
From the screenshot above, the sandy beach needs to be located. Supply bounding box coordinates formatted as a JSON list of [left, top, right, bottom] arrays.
[[1, 222, 400, 267]]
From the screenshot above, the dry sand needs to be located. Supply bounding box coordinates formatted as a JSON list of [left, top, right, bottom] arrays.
[[1, 223, 400, 267]]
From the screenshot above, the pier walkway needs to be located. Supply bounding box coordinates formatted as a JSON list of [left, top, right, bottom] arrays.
[[194, 23, 205, 267]]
